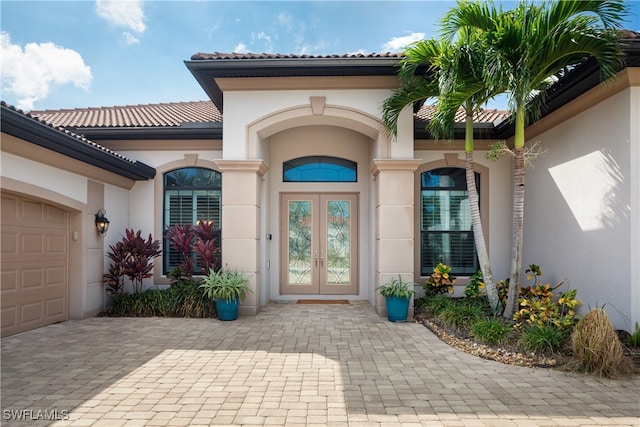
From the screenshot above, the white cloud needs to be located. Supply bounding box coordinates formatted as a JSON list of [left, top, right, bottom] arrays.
[[234, 43, 248, 53], [253, 31, 274, 52], [277, 12, 295, 32], [0, 32, 92, 110], [381, 32, 426, 52], [123, 32, 140, 45], [96, 0, 146, 42]]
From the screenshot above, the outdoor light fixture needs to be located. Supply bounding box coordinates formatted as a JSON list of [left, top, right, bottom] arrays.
[[95, 209, 110, 236]]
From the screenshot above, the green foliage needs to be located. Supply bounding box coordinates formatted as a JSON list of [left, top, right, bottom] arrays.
[[377, 276, 417, 299], [200, 269, 252, 302], [419, 294, 454, 316], [103, 229, 162, 294], [464, 270, 484, 299], [518, 325, 569, 354], [471, 318, 512, 345], [438, 303, 485, 329], [514, 283, 580, 331], [424, 263, 456, 296], [629, 322, 640, 348], [104, 279, 216, 318]]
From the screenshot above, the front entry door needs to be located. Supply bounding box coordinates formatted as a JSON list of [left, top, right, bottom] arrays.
[[281, 193, 358, 295]]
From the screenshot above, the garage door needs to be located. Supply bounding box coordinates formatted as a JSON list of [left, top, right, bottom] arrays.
[[1, 192, 68, 337]]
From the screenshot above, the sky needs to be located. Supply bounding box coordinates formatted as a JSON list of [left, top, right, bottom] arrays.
[[1, 0, 639, 112]]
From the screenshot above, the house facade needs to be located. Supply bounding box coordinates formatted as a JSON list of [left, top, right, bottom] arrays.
[[2, 35, 638, 336]]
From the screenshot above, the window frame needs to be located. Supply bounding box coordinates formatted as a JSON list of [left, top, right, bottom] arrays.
[[162, 167, 222, 276], [415, 159, 490, 280]]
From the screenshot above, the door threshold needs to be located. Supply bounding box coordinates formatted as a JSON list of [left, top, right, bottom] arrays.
[[296, 299, 350, 304]]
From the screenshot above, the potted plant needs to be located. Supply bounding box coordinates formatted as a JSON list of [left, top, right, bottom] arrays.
[[200, 269, 252, 321], [377, 275, 417, 322]]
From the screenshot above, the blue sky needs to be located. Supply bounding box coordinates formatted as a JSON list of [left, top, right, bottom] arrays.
[[1, 1, 639, 112]]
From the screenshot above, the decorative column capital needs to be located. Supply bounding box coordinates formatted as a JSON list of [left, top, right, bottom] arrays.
[[369, 159, 422, 177], [215, 160, 269, 177]]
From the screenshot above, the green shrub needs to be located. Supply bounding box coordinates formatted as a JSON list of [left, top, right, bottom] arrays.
[[518, 324, 569, 354], [438, 303, 485, 329], [104, 279, 216, 318], [464, 270, 484, 299], [420, 294, 454, 316], [471, 318, 512, 344]]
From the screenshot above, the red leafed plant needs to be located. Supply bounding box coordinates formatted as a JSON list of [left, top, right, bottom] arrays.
[[166, 221, 221, 279], [104, 229, 162, 294], [193, 221, 220, 273], [166, 224, 195, 277]]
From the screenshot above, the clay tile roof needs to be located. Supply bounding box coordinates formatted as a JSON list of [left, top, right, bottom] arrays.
[[190, 52, 402, 60], [415, 104, 509, 124], [1, 101, 141, 166], [31, 100, 221, 128]]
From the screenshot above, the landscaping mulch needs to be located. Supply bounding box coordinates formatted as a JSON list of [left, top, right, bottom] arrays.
[[415, 311, 640, 371]]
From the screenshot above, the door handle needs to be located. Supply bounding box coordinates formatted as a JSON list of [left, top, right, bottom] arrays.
[[320, 248, 324, 267], [314, 249, 318, 267]]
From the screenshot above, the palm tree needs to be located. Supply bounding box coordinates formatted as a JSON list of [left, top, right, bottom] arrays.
[[382, 33, 503, 312], [442, 0, 628, 318]]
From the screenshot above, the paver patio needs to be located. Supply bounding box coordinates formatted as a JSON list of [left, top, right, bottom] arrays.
[[1, 302, 639, 427]]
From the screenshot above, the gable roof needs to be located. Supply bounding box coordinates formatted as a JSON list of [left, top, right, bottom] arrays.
[[1, 101, 155, 181]]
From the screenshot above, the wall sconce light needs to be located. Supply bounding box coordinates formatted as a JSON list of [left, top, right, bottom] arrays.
[[95, 209, 110, 236]]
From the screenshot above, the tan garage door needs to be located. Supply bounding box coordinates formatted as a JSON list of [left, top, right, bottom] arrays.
[[1, 192, 68, 337]]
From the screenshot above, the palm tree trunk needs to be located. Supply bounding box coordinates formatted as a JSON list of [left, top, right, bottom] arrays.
[[504, 108, 526, 319], [464, 109, 500, 312], [465, 151, 500, 311]]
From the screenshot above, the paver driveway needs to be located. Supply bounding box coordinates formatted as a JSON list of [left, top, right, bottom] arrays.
[[1, 302, 639, 427]]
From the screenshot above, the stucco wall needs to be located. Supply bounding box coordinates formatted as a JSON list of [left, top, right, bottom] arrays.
[[1, 152, 88, 204], [523, 88, 636, 331]]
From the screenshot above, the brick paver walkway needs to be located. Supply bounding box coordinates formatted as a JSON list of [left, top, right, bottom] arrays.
[[1, 302, 639, 426]]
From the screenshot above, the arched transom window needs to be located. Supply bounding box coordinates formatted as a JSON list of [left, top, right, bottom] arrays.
[[283, 156, 357, 182]]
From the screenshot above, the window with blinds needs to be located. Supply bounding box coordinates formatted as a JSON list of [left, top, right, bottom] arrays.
[[163, 168, 221, 275], [421, 167, 479, 276]]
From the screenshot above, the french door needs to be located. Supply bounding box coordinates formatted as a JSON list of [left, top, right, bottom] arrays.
[[280, 193, 358, 295]]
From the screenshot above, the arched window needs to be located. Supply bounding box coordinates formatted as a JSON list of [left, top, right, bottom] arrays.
[[283, 156, 357, 182], [163, 167, 221, 275], [420, 167, 479, 276]]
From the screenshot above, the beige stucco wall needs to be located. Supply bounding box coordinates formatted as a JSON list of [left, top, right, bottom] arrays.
[[523, 87, 637, 331]]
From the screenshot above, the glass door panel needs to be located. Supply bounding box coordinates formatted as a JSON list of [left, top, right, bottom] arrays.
[[281, 193, 358, 295]]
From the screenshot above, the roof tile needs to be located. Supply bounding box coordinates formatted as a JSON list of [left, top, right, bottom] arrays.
[[415, 104, 509, 125], [31, 100, 221, 128], [1, 101, 138, 165], [190, 52, 402, 60]]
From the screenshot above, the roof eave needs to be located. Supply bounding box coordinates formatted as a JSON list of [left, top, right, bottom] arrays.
[[184, 56, 402, 112], [1, 104, 156, 181], [70, 123, 223, 141]]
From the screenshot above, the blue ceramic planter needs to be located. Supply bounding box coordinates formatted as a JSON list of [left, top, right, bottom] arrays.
[[385, 296, 410, 322], [215, 298, 239, 321]]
